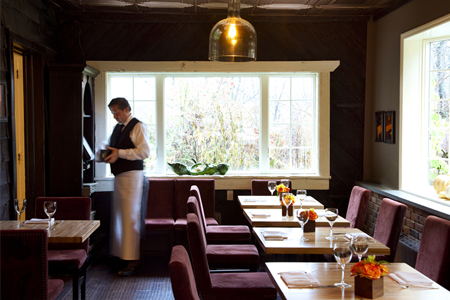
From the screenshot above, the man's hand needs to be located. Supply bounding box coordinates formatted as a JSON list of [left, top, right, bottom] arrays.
[[104, 146, 119, 163]]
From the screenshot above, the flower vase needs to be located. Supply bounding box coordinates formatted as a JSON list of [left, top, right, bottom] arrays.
[[281, 205, 294, 217], [303, 220, 315, 232], [354, 276, 384, 299]]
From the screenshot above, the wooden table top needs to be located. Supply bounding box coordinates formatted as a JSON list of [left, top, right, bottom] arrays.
[[238, 195, 324, 209], [244, 209, 350, 228], [265, 262, 449, 300], [0, 220, 100, 243], [253, 227, 390, 255]]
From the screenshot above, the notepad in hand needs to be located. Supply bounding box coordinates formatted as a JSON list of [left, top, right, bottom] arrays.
[[279, 272, 320, 288], [262, 230, 288, 240], [28, 218, 55, 225]]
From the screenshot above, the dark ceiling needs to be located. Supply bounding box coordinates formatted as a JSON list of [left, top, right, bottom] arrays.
[[49, 0, 413, 21]]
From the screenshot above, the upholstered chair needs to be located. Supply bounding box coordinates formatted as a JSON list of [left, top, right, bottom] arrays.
[[169, 245, 201, 300], [251, 179, 292, 195], [186, 204, 258, 271], [1, 229, 64, 300], [345, 186, 371, 230], [190, 185, 250, 243], [35, 197, 92, 300], [415, 216, 450, 290], [186, 213, 278, 300]]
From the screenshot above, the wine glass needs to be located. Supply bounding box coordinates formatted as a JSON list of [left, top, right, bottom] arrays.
[[43, 201, 57, 231], [281, 179, 289, 189], [281, 193, 293, 219], [296, 190, 307, 209], [351, 234, 370, 262], [325, 208, 339, 240], [268, 181, 276, 196], [333, 242, 353, 288], [296, 209, 309, 241], [14, 199, 27, 228]]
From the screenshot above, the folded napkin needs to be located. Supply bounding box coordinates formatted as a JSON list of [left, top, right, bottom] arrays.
[[28, 218, 55, 225], [390, 272, 433, 286], [344, 233, 374, 242], [243, 198, 257, 202], [250, 212, 271, 218], [279, 271, 320, 288], [262, 230, 288, 241]]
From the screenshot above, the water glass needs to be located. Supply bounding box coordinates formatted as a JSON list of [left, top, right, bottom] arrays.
[[281, 179, 289, 189], [281, 193, 293, 219], [296, 190, 307, 209], [333, 242, 353, 288], [14, 199, 27, 228], [296, 209, 309, 241], [43, 201, 57, 231], [325, 208, 338, 240], [268, 181, 276, 196]]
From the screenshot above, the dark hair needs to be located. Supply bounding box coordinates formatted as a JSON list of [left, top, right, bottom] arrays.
[[108, 97, 131, 112]]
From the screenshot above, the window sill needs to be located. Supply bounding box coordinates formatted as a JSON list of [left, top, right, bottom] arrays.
[[356, 181, 450, 220], [95, 174, 331, 192]]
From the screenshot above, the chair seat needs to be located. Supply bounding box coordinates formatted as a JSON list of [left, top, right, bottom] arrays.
[[206, 244, 259, 267], [209, 272, 277, 300], [175, 218, 187, 231], [145, 218, 175, 231], [206, 217, 219, 226], [48, 249, 87, 270], [48, 279, 65, 300], [206, 225, 251, 242]]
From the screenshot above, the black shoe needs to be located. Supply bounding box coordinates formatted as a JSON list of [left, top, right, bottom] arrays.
[[118, 261, 139, 276]]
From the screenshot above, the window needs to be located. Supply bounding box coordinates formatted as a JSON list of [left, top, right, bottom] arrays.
[[92, 61, 336, 190], [401, 15, 450, 201], [106, 73, 318, 175]]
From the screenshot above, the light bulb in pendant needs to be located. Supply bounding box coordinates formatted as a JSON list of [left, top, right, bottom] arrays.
[[228, 23, 237, 38]]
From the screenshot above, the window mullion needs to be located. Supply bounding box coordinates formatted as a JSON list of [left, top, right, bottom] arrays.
[[156, 74, 165, 173], [261, 74, 269, 173]]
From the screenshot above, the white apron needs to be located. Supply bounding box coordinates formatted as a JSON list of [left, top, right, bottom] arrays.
[[110, 170, 144, 260]]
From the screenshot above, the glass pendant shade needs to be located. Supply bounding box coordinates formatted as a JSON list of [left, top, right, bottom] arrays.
[[208, 0, 257, 62]]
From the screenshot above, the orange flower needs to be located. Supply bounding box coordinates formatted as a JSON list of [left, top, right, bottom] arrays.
[[350, 261, 365, 277], [379, 264, 390, 276], [350, 255, 389, 280], [361, 263, 382, 280], [308, 209, 318, 221], [276, 184, 290, 194]]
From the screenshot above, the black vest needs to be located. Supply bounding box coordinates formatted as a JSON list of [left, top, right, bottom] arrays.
[[110, 118, 144, 176]]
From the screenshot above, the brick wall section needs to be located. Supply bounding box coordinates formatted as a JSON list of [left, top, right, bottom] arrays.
[[364, 192, 432, 244]]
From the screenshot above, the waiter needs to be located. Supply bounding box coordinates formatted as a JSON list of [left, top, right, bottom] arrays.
[[104, 97, 150, 276]]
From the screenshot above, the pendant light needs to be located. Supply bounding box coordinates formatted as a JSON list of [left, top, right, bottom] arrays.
[[208, 0, 257, 62]]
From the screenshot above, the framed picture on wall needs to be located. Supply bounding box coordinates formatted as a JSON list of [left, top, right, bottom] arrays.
[[375, 111, 384, 142], [384, 111, 395, 144]]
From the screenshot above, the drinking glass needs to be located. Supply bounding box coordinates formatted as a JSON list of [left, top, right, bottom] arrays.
[[268, 181, 276, 196], [14, 199, 27, 228], [43, 201, 57, 231], [325, 208, 338, 240], [333, 242, 353, 288], [296, 209, 309, 241], [281, 193, 293, 219], [296, 190, 307, 209], [281, 179, 289, 189], [351, 234, 370, 262]]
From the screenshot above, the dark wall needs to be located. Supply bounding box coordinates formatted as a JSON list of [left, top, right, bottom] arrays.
[[56, 18, 367, 216]]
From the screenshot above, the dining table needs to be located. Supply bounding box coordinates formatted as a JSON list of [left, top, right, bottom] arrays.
[[253, 227, 390, 255], [238, 195, 324, 210], [243, 209, 350, 227], [265, 262, 450, 300], [0, 220, 100, 243]]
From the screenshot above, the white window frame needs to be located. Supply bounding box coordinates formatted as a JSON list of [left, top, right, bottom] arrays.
[[400, 14, 450, 205], [89, 61, 338, 190]]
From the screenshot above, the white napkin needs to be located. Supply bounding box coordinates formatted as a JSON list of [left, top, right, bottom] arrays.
[[390, 272, 433, 286], [344, 233, 374, 242], [28, 218, 55, 225], [251, 212, 271, 218], [262, 230, 287, 241], [279, 271, 320, 288], [243, 198, 257, 202]]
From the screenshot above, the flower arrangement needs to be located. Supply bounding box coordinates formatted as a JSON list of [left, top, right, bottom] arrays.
[[276, 184, 290, 195], [298, 208, 318, 221], [351, 255, 390, 280], [281, 193, 296, 205]]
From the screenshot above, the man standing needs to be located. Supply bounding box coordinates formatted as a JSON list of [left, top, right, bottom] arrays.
[[105, 97, 150, 276]]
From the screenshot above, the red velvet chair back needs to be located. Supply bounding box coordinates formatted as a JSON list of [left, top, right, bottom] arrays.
[[175, 179, 215, 220], [415, 216, 450, 290], [186, 213, 212, 293], [0, 229, 64, 300], [147, 179, 175, 218], [251, 180, 292, 195], [373, 198, 407, 262], [35, 197, 91, 251], [169, 245, 201, 300], [190, 186, 208, 226], [187, 196, 207, 242], [345, 186, 371, 230]]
